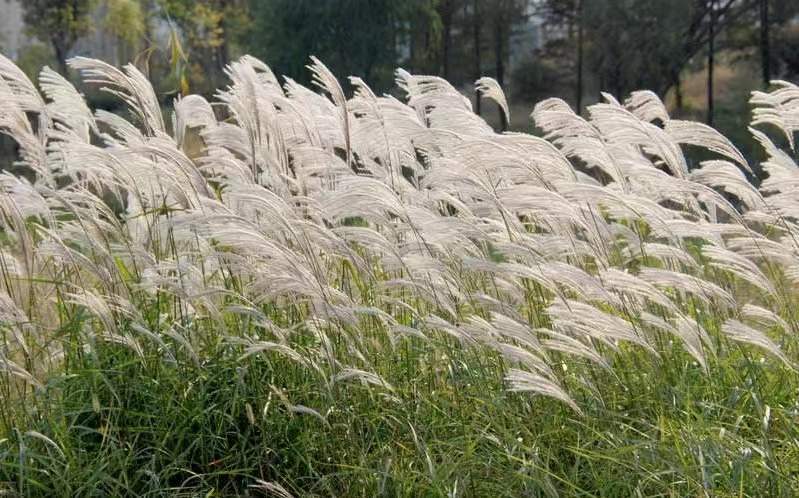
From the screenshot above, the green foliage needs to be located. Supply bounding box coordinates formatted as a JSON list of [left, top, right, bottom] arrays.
[[247, 0, 440, 92], [512, 43, 573, 103], [577, 0, 709, 98], [774, 20, 799, 79], [103, 0, 146, 47], [4, 317, 799, 496], [14, 44, 57, 85], [157, 0, 251, 94], [21, 0, 97, 73]]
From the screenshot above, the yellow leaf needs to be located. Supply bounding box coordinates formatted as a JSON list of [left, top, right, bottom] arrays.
[[180, 73, 190, 96]]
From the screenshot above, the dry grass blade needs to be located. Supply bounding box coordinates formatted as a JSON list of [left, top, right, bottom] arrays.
[[249, 480, 295, 498], [505, 368, 582, 415], [475, 77, 510, 127], [722, 319, 792, 368]]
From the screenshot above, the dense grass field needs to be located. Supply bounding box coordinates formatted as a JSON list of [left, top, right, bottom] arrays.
[[1, 53, 799, 496]]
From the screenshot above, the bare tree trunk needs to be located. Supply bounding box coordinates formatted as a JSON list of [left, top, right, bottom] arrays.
[[441, 0, 453, 79], [493, 18, 505, 88], [53, 41, 69, 76], [423, 18, 432, 72], [707, 0, 715, 126], [673, 71, 684, 112], [130, 0, 150, 75], [576, 0, 584, 114], [218, 29, 230, 76], [613, 62, 622, 100], [760, 0, 771, 87], [495, 16, 509, 134], [473, 0, 482, 115]]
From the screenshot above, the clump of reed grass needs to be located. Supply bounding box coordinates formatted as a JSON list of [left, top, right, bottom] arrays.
[[1, 52, 799, 496]]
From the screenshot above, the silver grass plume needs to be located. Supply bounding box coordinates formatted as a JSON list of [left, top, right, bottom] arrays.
[[475, 77, 510, 127]]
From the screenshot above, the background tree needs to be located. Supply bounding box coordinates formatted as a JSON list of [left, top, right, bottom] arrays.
[[103, 0, 146, 66], [158, 0, 250, 94], [10, 0, 799, 138], [406, 0, 443, 75], [247, 0, 439, 93], [762, 1, 799, 82], [760, 0, 770, 85], [22, 0, 97, 74], [471, 0, 483, 114], [533, 0, 583, 110], [707, 0, 716, 125], [437, 0, 463, 79], [488, 0, 527, 88], [531, 0, 760, 113]]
